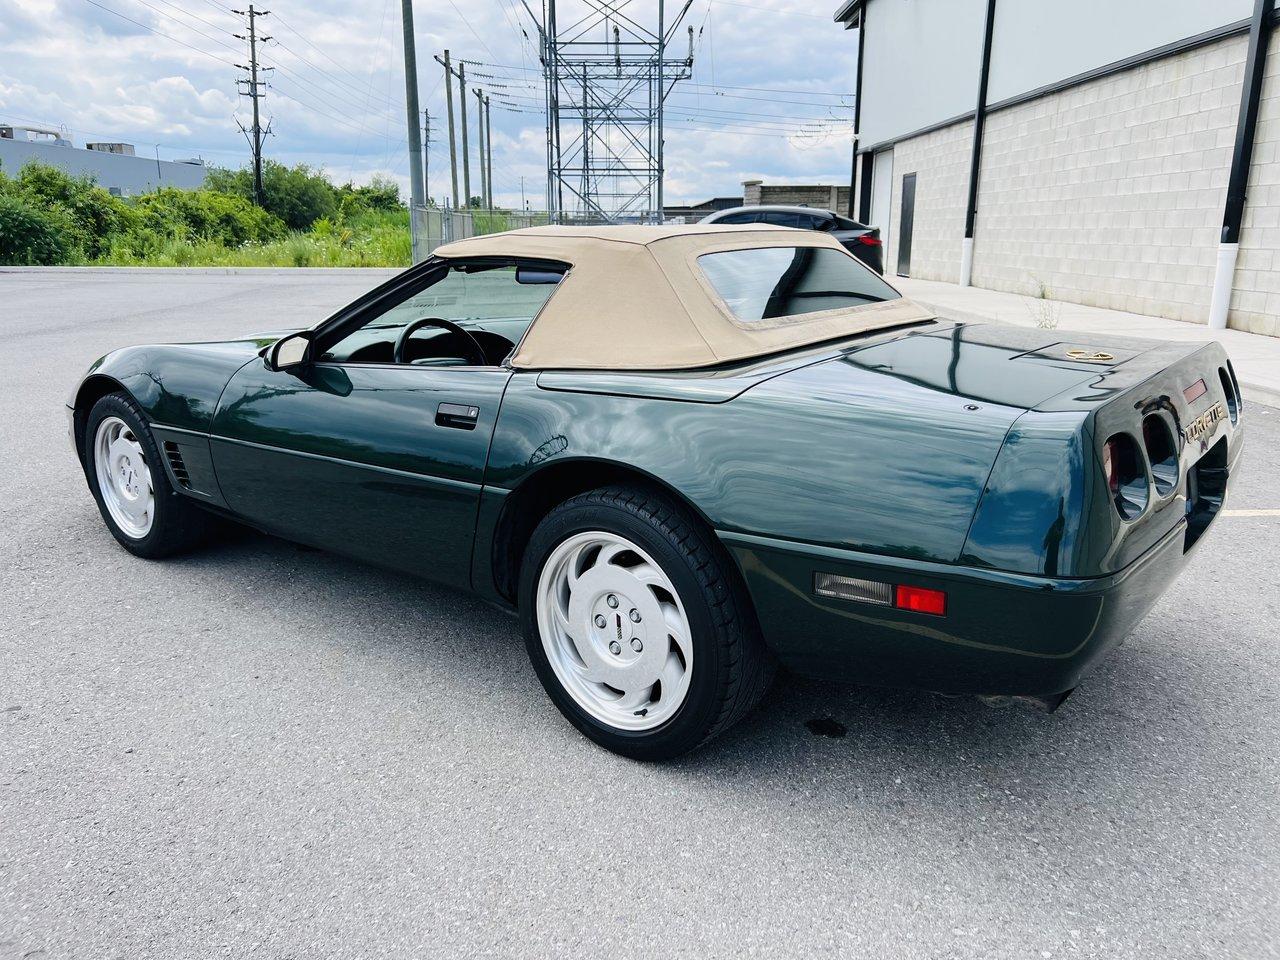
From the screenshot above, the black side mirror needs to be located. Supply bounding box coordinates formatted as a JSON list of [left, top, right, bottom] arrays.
[[267, 332, 311, 372]]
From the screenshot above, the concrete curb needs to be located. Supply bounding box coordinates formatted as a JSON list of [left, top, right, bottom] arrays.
[[912, 296, 1280, 411]]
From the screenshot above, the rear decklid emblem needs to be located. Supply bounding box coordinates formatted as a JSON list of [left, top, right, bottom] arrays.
[[1184, 401, 1226, 444], [1065, 349, 1114, 363]]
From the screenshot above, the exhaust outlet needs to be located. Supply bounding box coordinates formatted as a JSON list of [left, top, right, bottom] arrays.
[[978, 688, 1075, 713]]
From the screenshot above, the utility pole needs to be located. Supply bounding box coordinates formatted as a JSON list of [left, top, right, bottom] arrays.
[[485, 94, 493, 210], [473, 86, 488, 212], [423, 108, 431, 200], [459, 62, 471, 208], [435, 51, 460, 209], [233, 4, 272, 207], [399, 0, 426, 261]]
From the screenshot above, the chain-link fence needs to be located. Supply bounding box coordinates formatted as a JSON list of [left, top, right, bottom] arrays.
[[411, 207, 551, 260]]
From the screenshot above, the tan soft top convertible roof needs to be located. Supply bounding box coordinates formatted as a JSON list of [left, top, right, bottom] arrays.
[[434, 224, 935, 370]]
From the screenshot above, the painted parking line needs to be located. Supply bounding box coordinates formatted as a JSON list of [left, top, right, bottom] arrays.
[[1222, 508, 1280, 516]]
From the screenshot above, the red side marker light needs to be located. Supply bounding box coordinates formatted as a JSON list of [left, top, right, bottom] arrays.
[[895, 585, 947, 616]]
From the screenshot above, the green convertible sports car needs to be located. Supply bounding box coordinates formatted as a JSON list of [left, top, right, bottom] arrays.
[[69, 224, 1244, 759]]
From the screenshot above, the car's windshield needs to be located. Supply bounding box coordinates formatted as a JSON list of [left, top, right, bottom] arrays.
[[698, 246, 900, 323], [364, 265, 557, 330]]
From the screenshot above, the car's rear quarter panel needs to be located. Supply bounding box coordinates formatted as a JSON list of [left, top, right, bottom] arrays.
[[482, 361, 1020, 569]]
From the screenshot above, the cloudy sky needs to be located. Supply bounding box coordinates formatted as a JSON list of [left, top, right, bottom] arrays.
[[1, 0, 857, 207]]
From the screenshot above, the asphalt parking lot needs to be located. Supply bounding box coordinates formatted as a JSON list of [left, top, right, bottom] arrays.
[[2, 267, 1278, 959]]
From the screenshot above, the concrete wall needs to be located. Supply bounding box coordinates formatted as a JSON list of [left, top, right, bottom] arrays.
[[742, 181, 852, 214], [970, 34, 1246, 323], [1229, 34, 1280, 337], [0, 139, 207, 195], [883, 120, 973, 282], [848, 2, 1280, 334]]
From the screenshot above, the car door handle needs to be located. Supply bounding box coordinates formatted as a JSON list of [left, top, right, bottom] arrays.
[[436, 402, 480, 430]]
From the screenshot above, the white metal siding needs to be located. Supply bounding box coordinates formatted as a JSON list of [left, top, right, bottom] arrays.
[[986, 0, 1253, 105], [857, 0, 987, 148]]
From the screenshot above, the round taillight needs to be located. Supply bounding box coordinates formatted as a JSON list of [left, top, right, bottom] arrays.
[[1103, 433, 1149, 520], [1141, 414, 1178, 496]]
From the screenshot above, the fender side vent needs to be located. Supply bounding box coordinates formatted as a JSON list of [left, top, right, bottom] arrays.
[[162, 441, 191, 489]]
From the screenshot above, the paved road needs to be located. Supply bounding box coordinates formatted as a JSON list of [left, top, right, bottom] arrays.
[[2, 269, 1278, 959]]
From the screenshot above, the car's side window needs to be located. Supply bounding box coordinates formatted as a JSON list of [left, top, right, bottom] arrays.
[[320, 264, 561, 367], [760, 211, 805, 229], [717, 212, 758, 225]]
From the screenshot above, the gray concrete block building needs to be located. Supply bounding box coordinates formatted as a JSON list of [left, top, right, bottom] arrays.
[[835, 0, 1280, 336]]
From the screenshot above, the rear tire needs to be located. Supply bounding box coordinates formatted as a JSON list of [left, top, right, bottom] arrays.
[[83, 392, 214, 558], [519, 484, 773, 760]]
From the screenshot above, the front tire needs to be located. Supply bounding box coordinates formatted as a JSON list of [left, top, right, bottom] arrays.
[[519, 484, 773, 760], [83, 392, 213, 558]]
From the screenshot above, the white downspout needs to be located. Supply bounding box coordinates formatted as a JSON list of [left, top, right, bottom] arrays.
[[959, 237, 975, 288], [1208, 242, 1238, 331]]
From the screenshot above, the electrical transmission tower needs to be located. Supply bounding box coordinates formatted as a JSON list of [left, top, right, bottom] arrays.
[[233, 4, 273, 207], [524, 0, 695, 223]]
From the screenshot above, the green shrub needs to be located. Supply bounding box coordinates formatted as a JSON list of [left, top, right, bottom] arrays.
[[283, 234, 314, 267], [133, 187, 285, 246], [3, 162, 135, 259], [0, 158, 411, 268], [0, 194, 70, 265]]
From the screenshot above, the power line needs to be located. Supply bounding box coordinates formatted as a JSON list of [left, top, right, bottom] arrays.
[[709, 0, 835, 19], [78, 0, 409, 159], [81, 0, 237, 66], [462, 59, 853, 98]]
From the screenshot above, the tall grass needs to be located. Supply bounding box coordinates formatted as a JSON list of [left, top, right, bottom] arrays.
[[93, 209, 413, 268]]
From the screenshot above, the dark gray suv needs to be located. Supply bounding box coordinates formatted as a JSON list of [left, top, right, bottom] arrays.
[[700, 205, 884, 273]]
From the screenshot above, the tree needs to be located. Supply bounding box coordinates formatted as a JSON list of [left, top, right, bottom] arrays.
[[207, 160, 337, 230], [338, 174, 402, 212]]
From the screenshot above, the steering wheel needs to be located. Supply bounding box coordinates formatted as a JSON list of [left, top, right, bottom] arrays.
[[393, 317, 487, 366]]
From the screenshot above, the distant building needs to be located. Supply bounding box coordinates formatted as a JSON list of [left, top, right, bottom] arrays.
[[0, 125, 206, 196], [662, 196, 743, 223], [834, 0, 1280, 336]]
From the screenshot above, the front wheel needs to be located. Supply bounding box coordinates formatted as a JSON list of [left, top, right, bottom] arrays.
[[519, 484, 773, 760], [83, 392, 213, 558]]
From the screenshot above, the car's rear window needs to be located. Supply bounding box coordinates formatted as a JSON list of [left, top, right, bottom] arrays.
[[698, 246, 900, 323]]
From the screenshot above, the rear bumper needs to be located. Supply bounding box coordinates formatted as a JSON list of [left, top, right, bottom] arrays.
[[721, 513, 1208, 697]]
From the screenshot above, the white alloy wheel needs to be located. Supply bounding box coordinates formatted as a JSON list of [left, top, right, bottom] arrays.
[[536, 531, 694, 731], [93, 416, 155, 539]]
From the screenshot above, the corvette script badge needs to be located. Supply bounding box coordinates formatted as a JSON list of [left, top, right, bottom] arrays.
[[1184, 401, 1226, 444]]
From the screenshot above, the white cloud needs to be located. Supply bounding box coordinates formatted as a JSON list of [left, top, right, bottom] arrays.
[[1, 0, 858, 207]]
